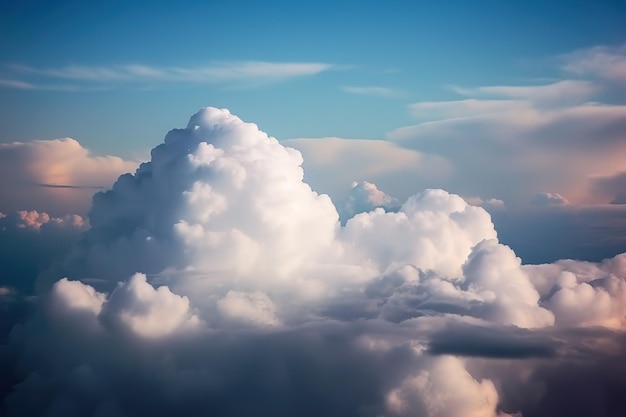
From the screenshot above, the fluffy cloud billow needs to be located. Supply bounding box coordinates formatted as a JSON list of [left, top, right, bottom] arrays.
[[2, 108, 626, 417]]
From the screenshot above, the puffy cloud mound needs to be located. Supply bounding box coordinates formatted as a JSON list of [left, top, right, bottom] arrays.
[[56, 108, 339, 299], [3, 108, 626, 417], [345, 181, 400, 217]]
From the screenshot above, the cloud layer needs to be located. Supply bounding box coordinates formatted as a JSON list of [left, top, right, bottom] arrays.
[[2, 108, 626, 417], [2, 61, 334, 91]]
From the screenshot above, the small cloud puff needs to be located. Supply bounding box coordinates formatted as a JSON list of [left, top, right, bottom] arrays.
[[531, 192, 569, 206]]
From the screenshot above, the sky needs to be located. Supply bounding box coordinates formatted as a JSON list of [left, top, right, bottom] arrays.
[[1, 1, 626, 416]]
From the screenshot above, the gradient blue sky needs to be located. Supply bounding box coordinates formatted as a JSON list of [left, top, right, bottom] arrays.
[[2, 0, 625, 156]]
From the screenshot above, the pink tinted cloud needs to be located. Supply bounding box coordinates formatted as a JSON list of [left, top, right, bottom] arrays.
[[0, 138, 138, 216]]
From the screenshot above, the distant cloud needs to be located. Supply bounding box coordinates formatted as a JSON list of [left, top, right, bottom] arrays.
[[409, 99, 530, 120], [0, 139, 138, 215], [345, 181, 400, 217], [587, 170, 626, 204], [449, 80, 599, 106], [531, 192, 569, 206], [4, 61, 335, 89], [0, 77, 96, 91], [341, 86, 403, 98], [392, 74, 626, 206], [464, 196, 506, 212], [612, 194, 626, 204], [560, 44, 626, 83], [0, 209, 86, 293]]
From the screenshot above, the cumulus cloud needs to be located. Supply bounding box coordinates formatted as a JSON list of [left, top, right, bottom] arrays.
[[387, 356, 512, 417], [2, 108, 626, 417], [531, 192, 569, 206], [345, 181, 400, 217], [0, 139, 137, 216]]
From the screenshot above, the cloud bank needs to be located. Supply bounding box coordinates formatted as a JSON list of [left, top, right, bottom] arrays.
[[0, 139, 137, 216], [2, 108, 626, 417]]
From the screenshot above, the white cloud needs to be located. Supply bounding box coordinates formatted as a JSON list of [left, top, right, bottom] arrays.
[[0, 210, 87, 293], [217, 291, 280, 328], [387, 356, 510, 417], [464, 197, 505, 212], [101, 273, 202, 338], [345, 181, 400, 217], [3, 107, 626, 417], [49, 277, 106, 317], [283, 137, 452, 217]]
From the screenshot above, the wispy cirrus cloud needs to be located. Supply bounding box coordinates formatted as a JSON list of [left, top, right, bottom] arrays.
[[409, 98, 531, 119], [0, 78, 36, 90], [4, 61, 335, 89], [0, 77, 111, 92], [341, 85, 403, 98], [448, 80, 600, 106]]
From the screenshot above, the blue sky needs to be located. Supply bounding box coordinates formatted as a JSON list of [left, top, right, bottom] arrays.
[[2, 0, 625, 156]]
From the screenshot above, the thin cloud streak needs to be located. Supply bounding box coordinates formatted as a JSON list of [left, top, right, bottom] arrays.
[[448, 80, 600, 105], [32, 183, 107, 190], [341, 86, 403, 98], [8, 61, 335, 85], [0, 77, 107, 91], [409, 99, 531, 119]]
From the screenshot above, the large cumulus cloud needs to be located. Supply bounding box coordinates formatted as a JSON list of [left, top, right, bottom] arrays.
[[2, 108, 626, 417]]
